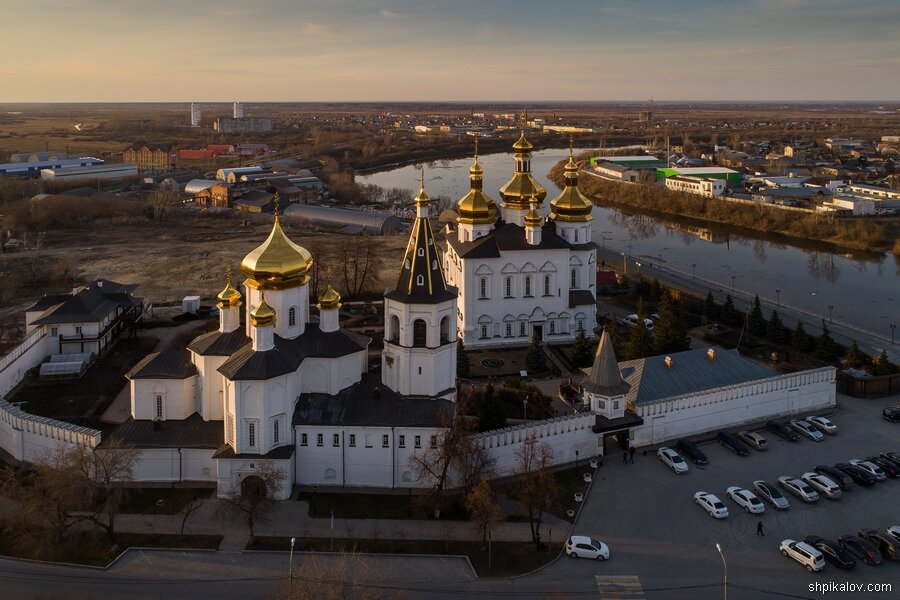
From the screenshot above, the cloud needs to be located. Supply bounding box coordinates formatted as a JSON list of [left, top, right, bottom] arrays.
[[380, 9, 403, 19]]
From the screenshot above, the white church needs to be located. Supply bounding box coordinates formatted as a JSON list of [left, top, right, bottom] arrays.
[[444, 132, 598, 347]]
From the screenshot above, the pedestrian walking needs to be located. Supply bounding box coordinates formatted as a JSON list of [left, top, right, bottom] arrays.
[[629, 447, 635, 463], [757, 521, 764, 536], [623, 451, 628, 463]]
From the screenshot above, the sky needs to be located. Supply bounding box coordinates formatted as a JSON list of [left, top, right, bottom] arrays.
[[1, 0, 899, 102]]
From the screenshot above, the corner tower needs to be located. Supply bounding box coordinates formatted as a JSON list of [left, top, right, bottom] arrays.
[[498, 126, 546, 226], [383, 174, 458, 400], [240, 202, 313, 341]]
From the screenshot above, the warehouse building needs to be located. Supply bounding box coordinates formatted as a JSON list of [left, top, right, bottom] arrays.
[[284, 204, 404, 235], [40, 163, 138, 182], [0, 157, 103, 176], [656, 167, 741, 185]]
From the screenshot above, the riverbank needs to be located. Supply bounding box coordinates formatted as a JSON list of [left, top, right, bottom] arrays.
[[549, 159, 900, 255]]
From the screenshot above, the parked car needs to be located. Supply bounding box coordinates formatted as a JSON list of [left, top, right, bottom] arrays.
[[790, 419, 824, 442], [858, 529, 900, 561], [779, 539, 825, 572], [565, 535, 610, 560], [676, 439, 709, 466], [866, 456, 900, 478], [814, 465, 853, 490], [737, 430, 767, 450], [694, 491, 729, 519], [800, 472, 842, 499], [804, 536, 857, 569], [887, 526, 900, 545], [777, 476, 820, 503], [753, 480, 790, 510], [622, 314, 654, 331], [834, 463, 877, 486], [657, 447, 689, 474], [716, 431, 750, 456], [849, 459, 887, 481], [883, 406, 900, 423], [766, 421, 800, 441], [726, 486, 765, 513], [805, 415, 837, 434], [838, 535, 883, 565], [880, 452, 900, 469]]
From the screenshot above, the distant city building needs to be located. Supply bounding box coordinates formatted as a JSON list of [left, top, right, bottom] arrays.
[[233, 101, 244, 119], [190, 103, 201, 128], [657, 167, 741, 185], [122, 143, 177, 172], [0, 157, 102, 176], [40, 163, 138, 182], [665, 176, 726, 197], [9, 151, 69, 163], [637, 110, 653, 122], [214, 117, 273, 133]]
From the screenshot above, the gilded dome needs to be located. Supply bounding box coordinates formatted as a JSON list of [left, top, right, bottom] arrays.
[[512, 130, 534, 153], [216, 268, 242, 307], [241, 214, 313, 289], [524, 199, 543, 228], [549, 151, 593, 222], [457, 154, 498, 225], [318, 284, 342, 310], [250, 297, 276, 327], [499, 173, 547, 209]]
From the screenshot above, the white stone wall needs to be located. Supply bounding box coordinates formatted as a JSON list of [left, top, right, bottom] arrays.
[[0, 329, 50, 396], [216, 456, 293, 500], [243, 282, 309, 340], [129, 448, 217, 482], [131, 376, 198, 421], [633, 367, 836, 446], [0, 398, 101, 462], [299, 353, 366, 396], [192, 353, 227, 421], [233, 376, 296, 455]]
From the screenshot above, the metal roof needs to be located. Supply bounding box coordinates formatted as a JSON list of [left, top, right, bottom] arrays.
[[284, 204, 403, 234]]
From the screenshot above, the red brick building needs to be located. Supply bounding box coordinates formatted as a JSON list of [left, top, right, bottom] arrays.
[[122, 144, 177, 172]]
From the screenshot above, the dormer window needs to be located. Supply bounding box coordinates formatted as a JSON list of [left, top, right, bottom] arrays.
[[417, 248, 424, 257], [416, 275, 424, 286]]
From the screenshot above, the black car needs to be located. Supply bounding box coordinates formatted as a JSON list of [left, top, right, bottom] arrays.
[[859, 529, 900, 561], [839, 535, 883, 565], [835, 463, 877, 486], [766, 420, 800, 441], [675, 439, 708, 466], [884, 406, 900, 423], [804, 536, 857, 569], [814, 465, 854, 490], [716, 431, 750, 456], [879, 452, 900, 469], [866, 456, 900, 478]]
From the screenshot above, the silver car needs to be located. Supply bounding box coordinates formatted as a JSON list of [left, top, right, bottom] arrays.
[[805, 415, 837, 434], [789, 419, 824, 442], [754, 479, 790, 509], [777, 476, 820, 502], [849, 459, 887, 481], [800, 472, 842, 499], [737, 430, 768, 450], [657, 447, 689, 474]]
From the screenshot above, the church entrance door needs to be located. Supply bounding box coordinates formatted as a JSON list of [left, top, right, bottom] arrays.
[[532, 324, 543, 340]]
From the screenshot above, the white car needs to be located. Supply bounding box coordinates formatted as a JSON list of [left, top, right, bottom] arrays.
[[622, 314, 654, 331], [789, 420, 824, 442], [737, 430, 768, 450], [780, 539, 825, 572], [800, 472, 842, 499], [565, 535, 610, 560], [805, 415, 837, 434], [887, 526, 900, 545], [694, 491, 729, 519], [657, 447, 689, 474], [726, 486, 765, 514], [848, 459, 887, 481], [777, 476, 820, 502]]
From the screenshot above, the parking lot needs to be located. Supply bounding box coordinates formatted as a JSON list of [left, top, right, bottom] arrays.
[[539, 392, 900, 599]]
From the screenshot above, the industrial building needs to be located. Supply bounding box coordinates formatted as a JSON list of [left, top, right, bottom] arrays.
[[0, 157, 103, 176], [41, 163, 138, 182], [590, 155, 663, 168], [284, 204, 404, 235], [214, 117, 273, 133], [9, 151, 70, 163], [656, 167, 741, 185], [665, 176, 726, 197]]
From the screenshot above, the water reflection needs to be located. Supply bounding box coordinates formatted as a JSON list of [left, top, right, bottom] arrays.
[[807, 252, 840, 283]]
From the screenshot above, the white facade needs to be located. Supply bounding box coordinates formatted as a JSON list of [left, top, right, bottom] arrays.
[[190, 103, 201, 127], [233, 101, 244, 119], [666, 176, 726, 197]]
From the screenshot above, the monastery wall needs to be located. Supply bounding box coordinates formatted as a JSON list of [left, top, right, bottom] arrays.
[[129, 448, 218, 482]]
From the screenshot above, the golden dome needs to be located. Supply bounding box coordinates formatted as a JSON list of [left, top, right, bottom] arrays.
[[240, 214, 313, 289], [524, 208, 542, 228], [457, 152, 498, 226], [499, 173, 547, 209], [549, 150, 593, 223], [250, 297, 276, 327], [216, 268, 242, 307], [512, 130, 534, 153], [469, 157, 484, 177], [414, 170, 431, 207], [318, 284, 342, 310]]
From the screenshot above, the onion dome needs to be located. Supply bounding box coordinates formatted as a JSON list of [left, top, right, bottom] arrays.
[[512, 129, 534, 152], [317, 284, 342, 310], [250, 296, 276, 328], [457, 150, 499, 225], [549, 149, 593, 222], [414, 173, 431, 207], [499, 129, 546, 210], [524, 196, 543, 228], [240, 212, 313, 289], [216, 266, 242, 307]]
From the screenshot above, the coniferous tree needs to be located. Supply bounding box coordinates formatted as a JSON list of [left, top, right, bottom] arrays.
[[748, 295, 767, 337], [721, 294, 739, 326], [525, 332, 546, 373], [570, 329, 593, 368], [874, 350, 894, 376], [653, 293, 690, 355], [650, 278, 664, 303], [843, 340, 864, 369], [457, 337, 471, 379], [606, 319, 623, 358], [704, 291, 719, 322], [792, 321, 813, 353], [477, 384, 507, 431], [815, 320, 837, 362], [766, 310, 785, 345], [625, 299, 654, 360]]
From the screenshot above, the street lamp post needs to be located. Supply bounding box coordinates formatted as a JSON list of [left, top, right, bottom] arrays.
[[828, 305, 834, 323], [775, 288, 781, 307], [621, 252, 627, 276], [730, 275, 736, 291], [523, 396, 528, 422], [891, 323, 896, 345], [716, 543, 727, 600], [289, 537, 296, 596]]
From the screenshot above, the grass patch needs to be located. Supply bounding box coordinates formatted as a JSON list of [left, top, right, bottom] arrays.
[[248, 536, 560, 577], [497, 465, 594, 522], [299, 491, 467, 521], [0, 525, 221, 566], [119, 487, 215, 515]]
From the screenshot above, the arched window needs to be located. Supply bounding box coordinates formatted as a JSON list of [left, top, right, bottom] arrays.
[[574, 229, 579, 242], [524, 276, 532, 297], [543, 275, 551, 296], [417, 247, 424, 256], [440, 316, 450, 343], [480, 324, 488, 339], [416, 274, 424, 286], [571, 268, 577, 289], [432, 260, 438, 270], [413, 319, 427, 347], [479, 277, 487, 299], [288, 307, 296, 327], [390, 314, 400, 343], [505, 276, 512, 298]]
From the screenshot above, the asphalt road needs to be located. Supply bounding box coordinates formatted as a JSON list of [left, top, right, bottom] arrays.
[[4, 393, 898, 599]]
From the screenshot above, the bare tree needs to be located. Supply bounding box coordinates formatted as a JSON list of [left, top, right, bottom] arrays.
[[276, 551, 397, 600], [179, 494, 205, 536], [218, 460, 286, 546], [340, 236, 383, 298], [464, 478, 504, 546], [515, 432, 560, 550], [149, 190, 180, 223]]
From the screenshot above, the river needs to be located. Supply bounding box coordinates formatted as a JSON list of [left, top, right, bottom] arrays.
[[358, 148, 899, 345]]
